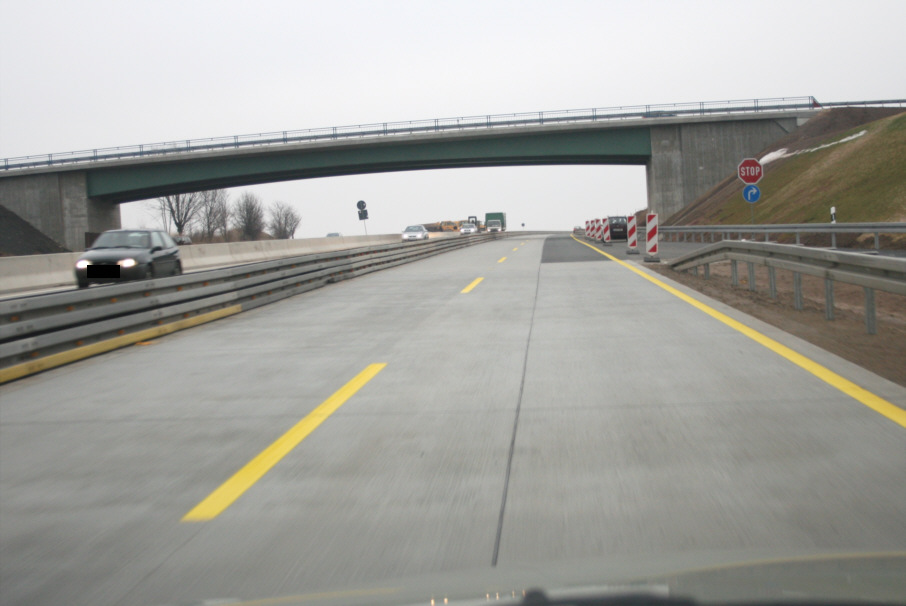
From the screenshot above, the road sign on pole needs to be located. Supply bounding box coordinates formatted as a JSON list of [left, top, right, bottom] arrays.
[[743, 185, 761, 203], [737, 158, 763, 184]]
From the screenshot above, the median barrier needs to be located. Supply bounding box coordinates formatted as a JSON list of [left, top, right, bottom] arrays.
[[0, 234, 403, 294]]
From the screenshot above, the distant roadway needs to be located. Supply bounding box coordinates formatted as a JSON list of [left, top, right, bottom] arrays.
[[1, 234, 904, 606]]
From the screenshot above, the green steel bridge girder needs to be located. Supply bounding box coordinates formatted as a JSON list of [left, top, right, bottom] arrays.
[[85, 127, 652, 203]]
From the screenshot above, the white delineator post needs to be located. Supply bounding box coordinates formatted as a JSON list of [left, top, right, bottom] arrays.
[[602, 218, 612, 246], [627, 215, 639, 254], [645, 212, 660, 262]]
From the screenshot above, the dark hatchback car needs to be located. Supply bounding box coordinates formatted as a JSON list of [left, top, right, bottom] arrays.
[[608, 216, 628, 240], [75, 229, 182, 288]]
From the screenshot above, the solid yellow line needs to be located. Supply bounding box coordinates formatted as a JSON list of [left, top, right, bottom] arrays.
[[182, 363, 388, 522], [0, 305, 243, 385], [461, 277, 484, 293], [570, 235, 906, 429], [498, 256, 507, 263]]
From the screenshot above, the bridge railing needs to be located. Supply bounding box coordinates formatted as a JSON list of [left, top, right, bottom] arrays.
[[9, 95, 894, 172]]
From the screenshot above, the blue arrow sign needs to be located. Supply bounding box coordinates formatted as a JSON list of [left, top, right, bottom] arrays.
[[743, 184, 761, 204]]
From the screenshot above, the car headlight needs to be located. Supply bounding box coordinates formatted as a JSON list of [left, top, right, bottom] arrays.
[[75, 260, 90, 269], [119, 258, 137, 268]]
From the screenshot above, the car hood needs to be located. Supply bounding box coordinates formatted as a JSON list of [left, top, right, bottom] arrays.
[[79, 247, 151, 262], [156, 551, 906, 606]]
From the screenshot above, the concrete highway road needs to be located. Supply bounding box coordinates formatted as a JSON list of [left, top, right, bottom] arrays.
[[1, 235, 904, 606]]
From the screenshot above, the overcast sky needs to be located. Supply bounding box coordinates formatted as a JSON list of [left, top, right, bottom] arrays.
[[2, 0, 903, 237]]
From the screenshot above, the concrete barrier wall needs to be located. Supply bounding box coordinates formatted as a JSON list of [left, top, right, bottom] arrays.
[[0, 234, 443, 294]]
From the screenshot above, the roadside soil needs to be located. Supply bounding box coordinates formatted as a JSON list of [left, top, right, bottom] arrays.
[[649, 261, 906, 388]]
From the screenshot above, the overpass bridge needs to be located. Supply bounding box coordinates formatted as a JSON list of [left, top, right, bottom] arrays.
[[0, 96, 868, 251]]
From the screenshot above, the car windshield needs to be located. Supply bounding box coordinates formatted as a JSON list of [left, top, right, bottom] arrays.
[[404, 226, 424, 232], [90, 231, 151, 249]]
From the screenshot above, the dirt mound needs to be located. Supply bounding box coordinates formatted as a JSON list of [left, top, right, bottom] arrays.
[[0, 205, 70, 256]]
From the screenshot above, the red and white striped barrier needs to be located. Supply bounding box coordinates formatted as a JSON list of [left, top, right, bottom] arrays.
[[602, 218, 612, 246], [627, 215, 639, 254], [585, 220, 591, 238], [594, 218, 604, 241], [646, 212, 659, 260]]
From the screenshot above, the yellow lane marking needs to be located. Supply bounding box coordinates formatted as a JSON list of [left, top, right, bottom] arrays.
[[0, 305, 242, 385], [227, 587, 401, 606], [512, 247, 519, 251], [571, 235, 906, 429], [182, 363, 388, 521], [461, 277, 484, 293], [498, 257, 507, 263]]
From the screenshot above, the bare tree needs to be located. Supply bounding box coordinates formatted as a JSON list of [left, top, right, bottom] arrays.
[[151, 192, 202, 235], [268, 201, 302, 239], [197, 189, 231, 242], [234, 191, 266, 241]]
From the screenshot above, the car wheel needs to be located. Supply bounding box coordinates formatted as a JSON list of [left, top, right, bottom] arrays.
[[77, 279, 88, 289], [145, 264, 154, 280], [172, 261, 182, 276]]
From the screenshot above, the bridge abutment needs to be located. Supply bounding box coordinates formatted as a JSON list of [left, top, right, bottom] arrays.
[[645, 116, 805, 219], [0, 171, 120, 250]]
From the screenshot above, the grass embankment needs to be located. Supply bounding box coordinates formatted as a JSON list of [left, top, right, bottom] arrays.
[[667, 110, 906, 248]]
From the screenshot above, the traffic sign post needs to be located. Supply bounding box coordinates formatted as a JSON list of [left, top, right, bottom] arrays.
[[738, 159, 763, 224], [357, 200, 368, 235]]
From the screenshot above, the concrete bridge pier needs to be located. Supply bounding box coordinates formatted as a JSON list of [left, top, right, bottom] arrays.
[[645, 116, 806, 219], [0, 172, 120, 251]]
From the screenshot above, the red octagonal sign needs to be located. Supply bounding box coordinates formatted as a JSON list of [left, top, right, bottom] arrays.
[[738, 158, 763, 184]]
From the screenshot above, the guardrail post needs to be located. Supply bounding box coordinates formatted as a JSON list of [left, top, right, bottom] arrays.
[[704, 263, 710, 279], [710, 232, 715, 243], [747, 263, 756, 291], [864, 287, 877, 334], [768, 267, 777, 299], [796, 232, 801, 245], [692, 266, 699, 276], [874, 232, 880, 252], [825, 279, 835, 320], [731, 260, 738, 286], [793, 273, 803, 310], [831, 232, 837, 249]]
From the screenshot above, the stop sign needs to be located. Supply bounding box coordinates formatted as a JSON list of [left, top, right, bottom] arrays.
[[738, 158, 763, 184]]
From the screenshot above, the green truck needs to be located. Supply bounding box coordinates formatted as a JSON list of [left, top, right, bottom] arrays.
[[485, 212, 506, 232]]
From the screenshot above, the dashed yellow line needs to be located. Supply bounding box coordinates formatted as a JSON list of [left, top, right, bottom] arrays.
[[182, 363, 388, 521], [498, 257, 507, 263], [461, 277, 484, 293], [512, 247, 519, 252], [571, 235, 906, 429]]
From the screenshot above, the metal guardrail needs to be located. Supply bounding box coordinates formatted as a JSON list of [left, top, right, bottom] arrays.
[[667, 240, 906, 334], [0, 96, 849, 171], [0, 233, 503, 382], [661, 222, 906, 251]]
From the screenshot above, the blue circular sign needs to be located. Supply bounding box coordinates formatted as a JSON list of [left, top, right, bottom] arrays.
[[743, 184, 761, 204]]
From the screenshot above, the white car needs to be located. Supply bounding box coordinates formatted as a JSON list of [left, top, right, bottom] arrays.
[[402, 225, 430, 241], [460, 223, 478, 235]]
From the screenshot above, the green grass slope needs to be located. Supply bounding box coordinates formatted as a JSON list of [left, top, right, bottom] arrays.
[[667, 109, 906, 228]]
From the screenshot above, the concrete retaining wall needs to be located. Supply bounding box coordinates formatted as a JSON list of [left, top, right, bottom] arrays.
[[0, 234, 438, 294]]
